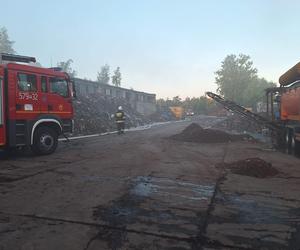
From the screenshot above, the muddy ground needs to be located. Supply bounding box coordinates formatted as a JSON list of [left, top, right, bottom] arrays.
[[0, 116, 300, 250]]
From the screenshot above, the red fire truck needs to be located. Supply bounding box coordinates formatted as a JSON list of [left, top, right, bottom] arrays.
[[0, 54, 74, 155]]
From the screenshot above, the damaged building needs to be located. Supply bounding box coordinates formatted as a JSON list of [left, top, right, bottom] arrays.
[[73, 78, 157, 116]]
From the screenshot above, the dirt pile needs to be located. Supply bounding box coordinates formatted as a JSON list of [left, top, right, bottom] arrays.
[[171, 123, 245, 143], [221, 158, 279, 178], [213, 114, 263, 133]]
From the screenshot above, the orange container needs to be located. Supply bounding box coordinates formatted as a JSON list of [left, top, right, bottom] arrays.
[[281, 86, 300, 121]]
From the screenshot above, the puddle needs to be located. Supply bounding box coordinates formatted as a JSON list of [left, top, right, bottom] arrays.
[[210, 191, 300, 249], [80, 175, 131, 183], [218, 194, 287, 224], [92, 176, 213, 248], [131, 181, 156, 196], [81, 175, 214, 201], [131, 176, 214, 201]]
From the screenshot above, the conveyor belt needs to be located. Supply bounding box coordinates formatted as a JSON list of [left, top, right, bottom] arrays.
[[206, 92, 281, 131]]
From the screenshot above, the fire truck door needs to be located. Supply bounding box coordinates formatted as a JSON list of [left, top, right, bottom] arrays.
[[48, 77, 72, 115], [39, 76, 49, 112], [0, 71, 6, 146]]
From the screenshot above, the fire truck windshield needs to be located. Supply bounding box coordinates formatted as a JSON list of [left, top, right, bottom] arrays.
[[49, 77, 69, 98]]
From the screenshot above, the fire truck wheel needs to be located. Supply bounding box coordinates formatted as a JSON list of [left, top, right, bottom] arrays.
[[32, 127, 58, 155], [295, 140, 300, 155], [290, 133, 296, 155], [284, 129, 291, 154]]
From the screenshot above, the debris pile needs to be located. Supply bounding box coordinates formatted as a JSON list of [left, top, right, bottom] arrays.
[[171, 123, 246, 143], [220, 158, 279, 178], [73, 93, 150, 135], [213, 114, 263, 133]]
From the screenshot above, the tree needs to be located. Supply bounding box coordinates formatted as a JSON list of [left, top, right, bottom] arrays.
[[112, 67, 121, 87], [156, 95, 217, 115], [182, 96, 215, 115], [215, 54, 275, 109], [242, 77, 275, 108], [0, 27, 15, 54], [57, 59, 77, 77], [97, 64, 110, 85], [172, 96, 181, 105]]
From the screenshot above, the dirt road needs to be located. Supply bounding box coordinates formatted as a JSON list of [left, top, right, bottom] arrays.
[[0, 116, 300, 250]]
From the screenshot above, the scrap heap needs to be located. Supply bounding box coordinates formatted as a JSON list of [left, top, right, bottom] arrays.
[[73, 93, 150, 135]]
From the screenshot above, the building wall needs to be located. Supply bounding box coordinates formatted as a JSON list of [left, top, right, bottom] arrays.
[[136, 101, 157, 115], [73, 78, 156, 116]]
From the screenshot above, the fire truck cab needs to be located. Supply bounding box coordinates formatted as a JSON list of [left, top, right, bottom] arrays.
[[0, 54, 73, 155]]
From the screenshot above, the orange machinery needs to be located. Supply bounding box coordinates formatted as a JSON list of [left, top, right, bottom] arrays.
[[278, 62, 300, 122], [207, 61, 300, 155], [169, 106, 184, 119], [265, 62, 300, 154]]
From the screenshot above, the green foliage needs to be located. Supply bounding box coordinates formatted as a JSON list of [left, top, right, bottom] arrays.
[[112, 67, 121, 87], [183, 96, 212, 114], [0, 27, 15, 54], [215, 54, 276, 109], [172, 96, 182, 105], [242, 77, 275, 108], [57, 59, 77, 77], [97, 64, 110, 85], [157, 95, 216, 115]]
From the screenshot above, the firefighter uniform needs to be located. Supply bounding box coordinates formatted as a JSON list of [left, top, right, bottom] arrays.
[[115, 107, 125, 134]]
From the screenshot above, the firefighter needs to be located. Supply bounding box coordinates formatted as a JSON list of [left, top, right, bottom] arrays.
[[115, 106, 125, 134]]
